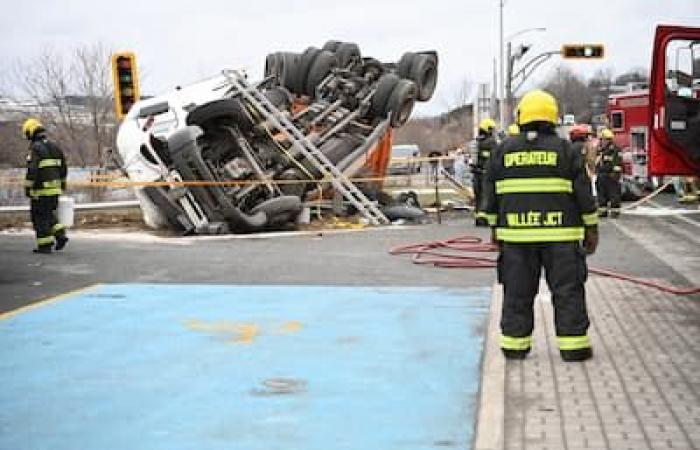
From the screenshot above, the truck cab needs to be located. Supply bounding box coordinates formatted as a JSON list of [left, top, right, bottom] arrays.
[[648, 25, 700, 175]]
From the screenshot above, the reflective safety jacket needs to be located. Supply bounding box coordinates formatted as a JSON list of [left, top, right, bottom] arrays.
[[474, 133, 497, 175], [483, 131, 598, 243], [596, 142, 622, 175], [25, 134, 67, 198]]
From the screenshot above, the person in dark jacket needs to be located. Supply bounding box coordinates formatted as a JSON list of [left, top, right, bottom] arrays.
[[22, 118, 69, 254], [473, 118, 498, 226], [596, 128, 623, 218], [482, 90, 598, 362]]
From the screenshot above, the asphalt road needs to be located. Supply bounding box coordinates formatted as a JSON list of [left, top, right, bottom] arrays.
[[1, 203, 697, 314]]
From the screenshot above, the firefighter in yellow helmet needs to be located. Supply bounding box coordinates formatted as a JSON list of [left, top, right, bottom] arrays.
[[596, 128, 623, 218], [22, 118, 69, 253], [482, 89, 598, 361], [473, 117, 498, 226]]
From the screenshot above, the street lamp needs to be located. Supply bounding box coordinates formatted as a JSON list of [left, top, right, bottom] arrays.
[[505, 27, 546, 123]]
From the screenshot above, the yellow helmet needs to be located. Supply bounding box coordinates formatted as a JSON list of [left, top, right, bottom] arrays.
[[516, 89, 558, 125], [599, 128, 614, 139], [479, 118, 497, 133], [507, 124, 520, 136], [21, 118, 43, 140]]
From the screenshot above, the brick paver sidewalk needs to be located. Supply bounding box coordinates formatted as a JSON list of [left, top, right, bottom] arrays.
[[476, 277, 700, 450]]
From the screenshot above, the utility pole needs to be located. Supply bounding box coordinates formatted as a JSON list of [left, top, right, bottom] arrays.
[[498, 0, 505, 128]]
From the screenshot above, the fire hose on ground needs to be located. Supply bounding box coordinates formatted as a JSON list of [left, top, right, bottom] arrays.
[[389, 235, 700, 296]]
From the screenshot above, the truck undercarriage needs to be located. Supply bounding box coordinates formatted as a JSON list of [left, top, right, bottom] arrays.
[[116, 42, 438, 234]]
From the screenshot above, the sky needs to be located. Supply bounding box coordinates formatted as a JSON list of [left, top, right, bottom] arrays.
[[1, 0, 698, 116]]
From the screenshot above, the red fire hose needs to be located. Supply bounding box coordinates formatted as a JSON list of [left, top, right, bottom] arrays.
[[389, 235, 700, 296]]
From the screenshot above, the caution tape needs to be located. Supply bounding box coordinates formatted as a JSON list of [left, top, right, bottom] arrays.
[[0, 174, 447, 189]]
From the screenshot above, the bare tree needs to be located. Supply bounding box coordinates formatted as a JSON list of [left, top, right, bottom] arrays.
[[542, 65, 593, 122], [7, 44, 116, 168], [73, 43, 117, 167]]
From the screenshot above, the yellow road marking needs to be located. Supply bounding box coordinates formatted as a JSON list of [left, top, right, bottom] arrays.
[[0, 284, 102, 321]]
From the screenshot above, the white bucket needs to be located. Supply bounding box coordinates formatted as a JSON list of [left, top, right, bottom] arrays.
[[297, 206, 311, 225], [57, 196, 75, 228]]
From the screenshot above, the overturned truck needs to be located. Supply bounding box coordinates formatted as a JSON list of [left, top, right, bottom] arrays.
[[116, 42, 438, 234]]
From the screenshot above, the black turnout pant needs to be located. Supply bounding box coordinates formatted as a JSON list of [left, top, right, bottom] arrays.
[[30, 196, 64, 249], [596, 174, 621, 213], [498, 242, 590, 341]]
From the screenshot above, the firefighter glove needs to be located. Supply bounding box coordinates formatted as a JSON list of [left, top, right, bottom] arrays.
[[583, 227, 599, 255]]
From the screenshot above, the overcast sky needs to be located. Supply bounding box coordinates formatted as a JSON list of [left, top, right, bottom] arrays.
[[1, 0, 698, 115]]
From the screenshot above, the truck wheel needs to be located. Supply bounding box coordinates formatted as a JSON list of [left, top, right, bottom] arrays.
[[322, 40, 343, 52], [335, 42, 361, 67], [305, 50, 338, 97], [281, 52, 304, 95], [291, 47, 322, 96], [186, 98, 255, 133], [397, 52, 416, 78], [410, 53, 438, 101], [371, 73, 400, 118], [386, 79, 417, 128]]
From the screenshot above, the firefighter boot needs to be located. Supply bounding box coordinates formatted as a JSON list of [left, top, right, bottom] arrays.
[[33, 245, 52, 254], [561, 347, 593, 362], [55, 235, 69, 251]]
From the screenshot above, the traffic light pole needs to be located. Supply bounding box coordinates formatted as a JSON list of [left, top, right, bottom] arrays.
[[507, 50, 562, 119]]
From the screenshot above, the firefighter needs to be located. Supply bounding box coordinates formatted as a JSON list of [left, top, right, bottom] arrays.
[[473, 117, 498, 226], [483, 89, 598, 362], [596, 128, 623, 218], [569, 124, 595, 178], [22, 118, 69, 254]]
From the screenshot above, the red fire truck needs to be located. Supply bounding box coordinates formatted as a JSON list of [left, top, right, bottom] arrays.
[[607, 89, 651, 185], [607, 25, 699, 182]]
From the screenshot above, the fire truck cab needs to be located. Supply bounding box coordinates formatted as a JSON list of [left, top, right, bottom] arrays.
[[648, 25, 700, 175]]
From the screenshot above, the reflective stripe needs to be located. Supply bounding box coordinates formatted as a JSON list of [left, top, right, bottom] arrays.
[[475, 211, 488, 219], [480, 151, 490, 157], [42, 179, 62, 189], [581, 212, 599, 226], [496, 227, 584, 243], [38, 158, 62, 168], [485, 213, 497, 226], [36, 236, 55, 245], [52, 224, 65, 233], [557, 335, 590, 350], [613, 166, 622, 172], [501, 335, 532, 350], [495, 177, 573, 194], [29, 187, 62, 197], [24, 179, 34, 187]]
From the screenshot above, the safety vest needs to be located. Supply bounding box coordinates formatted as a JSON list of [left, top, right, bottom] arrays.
[[25, 137, 67, 197], [483, 132, 598, 243]]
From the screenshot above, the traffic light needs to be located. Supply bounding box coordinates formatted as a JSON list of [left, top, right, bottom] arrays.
[[561, 44, 605, 59], [111, 52, 140, 120]]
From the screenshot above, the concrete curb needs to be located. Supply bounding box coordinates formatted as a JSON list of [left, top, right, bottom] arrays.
[[473, 284, 505, 450]]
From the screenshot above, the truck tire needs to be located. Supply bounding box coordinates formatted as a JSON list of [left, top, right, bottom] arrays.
[[371, 73, 400, 118], [335, 42, 361, 67], [322, 40, 343, 52], [305, 50, 338, 97], [291, 47, 322, 96], [397, 52, 416, 78], [386, 79, 417, 128], [264, 52, 283, 78], [410, 53, 438, 101], [186, 98, 255, 133], [281, 52, 304, 95]]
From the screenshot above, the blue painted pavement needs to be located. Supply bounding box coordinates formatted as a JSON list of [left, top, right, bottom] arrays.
[[0, 284, 490, 450]]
